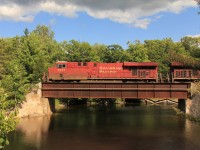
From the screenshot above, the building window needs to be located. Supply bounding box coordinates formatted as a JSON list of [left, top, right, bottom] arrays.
[[94, 63, 97, 67], [83, 62, 87, 66]]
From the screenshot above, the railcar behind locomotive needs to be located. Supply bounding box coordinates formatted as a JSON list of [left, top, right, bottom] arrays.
[[170, 62, 200, 82], [45, 61, 158, 82]]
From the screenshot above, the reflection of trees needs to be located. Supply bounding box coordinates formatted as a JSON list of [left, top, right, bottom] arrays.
[[16, 116, 51, 148]]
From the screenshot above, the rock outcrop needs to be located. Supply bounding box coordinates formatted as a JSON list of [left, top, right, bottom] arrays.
[[186, 82, 200, 118], [17, 83, 52, 118], [188, 94, 200, 118]]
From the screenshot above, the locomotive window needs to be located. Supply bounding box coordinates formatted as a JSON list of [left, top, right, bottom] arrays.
[[180, 71, 187, 78], [139, 71, 146, 77], [83, 62, 87, 66], [94, 63, 97, 67], [57, 64, 66, 68], [175, 71, 180, 77], [142, 71, 146, 77], [181, 71, 184, 78], [132, 69, 137, 76], [78, 62, 81, 66], [188, 71, 192, 78], [184, 71, 187, 78]]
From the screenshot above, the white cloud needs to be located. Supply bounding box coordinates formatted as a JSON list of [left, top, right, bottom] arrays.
[[0, 0, 197, 28], [0, 4, 34, 22], [187, 34, 200, 38]]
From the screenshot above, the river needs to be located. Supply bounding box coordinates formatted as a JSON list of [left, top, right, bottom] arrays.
[[5, 104, 200, 150]]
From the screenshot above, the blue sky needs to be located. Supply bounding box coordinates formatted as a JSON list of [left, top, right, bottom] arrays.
[[0, 0, 199, 48]]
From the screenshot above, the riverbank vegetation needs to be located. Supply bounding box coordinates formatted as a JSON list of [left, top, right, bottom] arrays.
[[0, 25, 200, 148], [174, 105, 200, 124]]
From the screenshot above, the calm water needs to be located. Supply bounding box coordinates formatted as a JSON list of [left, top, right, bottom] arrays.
[[5, 104, 200, 150]]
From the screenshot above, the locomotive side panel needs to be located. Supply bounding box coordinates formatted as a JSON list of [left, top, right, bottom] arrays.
[[65, 62, 90, 80], [122, 62, 158, 82], [98, 63, 123, 79], [47, 61, 159, 82]]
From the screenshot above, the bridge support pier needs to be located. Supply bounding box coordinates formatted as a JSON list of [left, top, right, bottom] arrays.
[[48, 98, 56, 113], [178, 99, 186, 112]]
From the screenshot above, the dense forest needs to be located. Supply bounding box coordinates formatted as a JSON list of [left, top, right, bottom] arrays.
[[0, 25, 200, 149]]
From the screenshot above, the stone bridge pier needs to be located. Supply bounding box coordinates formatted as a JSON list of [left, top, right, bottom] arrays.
[[186, 95, 200, 117], [185, 83, 200, 117], [17, 83, 54, 118]]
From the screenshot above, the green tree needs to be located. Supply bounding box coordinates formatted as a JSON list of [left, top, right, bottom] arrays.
[[61, 40, 98, 62], [144, 38, 185, 75], [169, 36, 200, 68], [16, 25, 66, 82], [97, 44, 125, 62], [0, 38, 18, 80], [196, 0, 200, 14], [92, 43, 108, 62], [0, 82, 17, 149], [180, 36, 200, 59], [127, 40, 149, 62], [2, 60, 29, 106]]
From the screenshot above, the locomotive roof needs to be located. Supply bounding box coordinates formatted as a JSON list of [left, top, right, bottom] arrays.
[[55, 61, 158, 67], [56, 61, 68, 64], [123, 62, 158, 67], [170, 62, 184, 66]]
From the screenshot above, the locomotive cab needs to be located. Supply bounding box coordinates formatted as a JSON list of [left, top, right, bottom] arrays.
[[48, 61, 67, 81]]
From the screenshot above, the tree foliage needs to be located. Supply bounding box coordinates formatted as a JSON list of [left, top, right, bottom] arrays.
[[0, 82, 17, 149], [196, 0, 200, 14], [127, 40, 149, 62]]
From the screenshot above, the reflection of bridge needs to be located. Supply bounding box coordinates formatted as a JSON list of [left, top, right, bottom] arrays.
[[42, 82, 190, 99]]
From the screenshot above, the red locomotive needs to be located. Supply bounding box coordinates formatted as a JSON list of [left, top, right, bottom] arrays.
[[170, 62, 200, 82], [45, 61, 158, 82]]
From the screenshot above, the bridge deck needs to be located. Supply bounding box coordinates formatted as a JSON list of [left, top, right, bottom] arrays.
[[42, 82, 190, 99]]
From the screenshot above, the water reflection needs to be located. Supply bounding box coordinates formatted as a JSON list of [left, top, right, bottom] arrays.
[[7, 116, 51, 150], [5, 105, 200, 150], [184, 119, 200, 149]]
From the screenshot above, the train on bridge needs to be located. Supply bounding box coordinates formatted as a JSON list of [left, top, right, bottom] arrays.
[[43, 61, 200, 83]]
